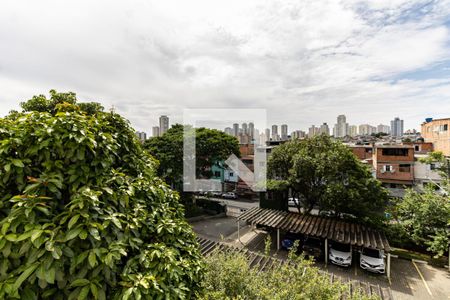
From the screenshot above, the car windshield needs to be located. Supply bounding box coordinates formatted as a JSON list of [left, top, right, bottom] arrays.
[[362, 248, 381, 258], [331, 243, 350, 252]]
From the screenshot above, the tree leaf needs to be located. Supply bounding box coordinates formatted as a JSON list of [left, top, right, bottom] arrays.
[[68, 215, 80, 230], [12, 159, 24, 168], [13, 263, 38, 291]]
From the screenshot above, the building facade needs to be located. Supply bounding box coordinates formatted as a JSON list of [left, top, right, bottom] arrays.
[[333, 114, 349, 138], [319, 123, 330, 135], [152, 126, 160, 137], [421, 118, 450, 156], [390, 117, 404, 137], [159, 115, 169, 135], [281, 124, 288, 140]]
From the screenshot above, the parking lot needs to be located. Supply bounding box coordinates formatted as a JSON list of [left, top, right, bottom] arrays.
[[191, 216, 450, 300]]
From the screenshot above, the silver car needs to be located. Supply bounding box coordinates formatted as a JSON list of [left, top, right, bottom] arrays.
[[359, 247, 385, 274], [329, 242, 352, 267]]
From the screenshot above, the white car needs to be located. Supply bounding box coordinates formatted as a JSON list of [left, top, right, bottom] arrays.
[[288, 197, 299, 207], [359, 247, 385, 274], [329, 242, 352, 267], [222, 192, 238, 199]]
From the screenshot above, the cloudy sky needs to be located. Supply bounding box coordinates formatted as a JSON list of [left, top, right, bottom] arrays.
[[1, 0, 450, 133]]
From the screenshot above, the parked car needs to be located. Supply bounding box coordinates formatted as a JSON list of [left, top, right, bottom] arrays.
[[288, 197, 299, 207], [211, 191, 222, 197], [329, 242, 352, 267], [302, 237, 323, 258], [281, 233, 302, 250], [359, 247, 385, 274], [222, 192, 238, 199]]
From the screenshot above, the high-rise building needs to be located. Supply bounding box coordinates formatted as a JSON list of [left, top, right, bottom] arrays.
[[159, 115, 169, 135], [319, 123, 330, 136], [359, 124, 376, 135], [349, 125, 358, 137], [248, 122, 255, 139], [152, 126, 160, 137], [377, 124, 390, 134], [265, 128, 270, 141], [308, 125, 319, 138], [333, 115, 349, 138], [271, 125, 279, 141], [233, 123, 239, 136], [242, 123, 248, 135], [291, 130, 306, 139], [224, 127, 233, 135], [281, 124, 288, 140], [390, 117, 404, 137], [135, 131, 147, 142]]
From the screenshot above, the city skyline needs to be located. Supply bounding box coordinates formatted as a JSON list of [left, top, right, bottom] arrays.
[[1, 1, 450, 132]]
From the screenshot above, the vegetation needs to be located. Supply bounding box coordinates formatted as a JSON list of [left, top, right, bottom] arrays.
[[267, 135, 388, 222], [392, 151, 449, 258], [144, 124, 240, 190], [0, 91, 203, 299], [200, 246, 379, 300]]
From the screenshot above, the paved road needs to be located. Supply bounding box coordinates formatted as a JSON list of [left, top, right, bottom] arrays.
[[196, 196, 258, 210]]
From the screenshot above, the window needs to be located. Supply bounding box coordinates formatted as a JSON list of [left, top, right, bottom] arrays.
[[414, 145, 419, 151], [214, 171, 221, 177], [384, 165, 393, 172], [229, 172, 234, 177], [430, 163, 437, 170], [444, 124, 448, 131], [382, 148, 409, 156], [399, 164, 411, 172]]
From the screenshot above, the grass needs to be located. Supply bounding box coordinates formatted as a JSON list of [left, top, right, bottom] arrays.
[[391, 247, 448, 268]]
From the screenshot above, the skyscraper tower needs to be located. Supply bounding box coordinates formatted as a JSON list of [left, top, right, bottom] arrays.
[[333, 115, 349, 138], [159, 115, 169, 135], [248, 122, 255, 139], [232, 123, 239, 136], [390, 117, 404, 137], [281, 124, 288, 140], [271, 125, 279, 141]]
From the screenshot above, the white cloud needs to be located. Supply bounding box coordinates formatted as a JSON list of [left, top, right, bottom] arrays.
[[0, 0, 450, 132]]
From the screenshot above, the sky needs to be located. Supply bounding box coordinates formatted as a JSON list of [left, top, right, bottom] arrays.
[[1, 0, 450, 133]]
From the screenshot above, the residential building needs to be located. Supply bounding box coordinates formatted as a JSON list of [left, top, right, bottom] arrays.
[[349, 125, 358, 137], [281, 124, 288, 140], [291, 130, 306, 139], [265, 128, 270, 141], [271, 125, 279, 141], [152, 126, 160, 137], [248, 122, 255, 139], [349, 145, 374, 162], [233, 123, 239, 136], [319, 123, 330, 136], [333, 114, 349, 138], [224, 127, 233, 135], [359, 124, 376, 136], [135, 131, 147, 142], [414, 154, 443, 188], [377, 124, 390, 134], [390, 117, 404, 137], [308, 125, 319, 138], [159, 115, 169, 135], [373, 145, 415, 187], [421, 118, 450, 156], [242, 123, 248, 135]]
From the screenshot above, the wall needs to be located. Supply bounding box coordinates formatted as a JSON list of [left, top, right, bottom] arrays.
[[421, 119, 450, 156]]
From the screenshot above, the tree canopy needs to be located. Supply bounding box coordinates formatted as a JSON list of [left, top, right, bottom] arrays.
[[267, 135, 388, 222], [0, 91, 203, 299], [144, 124, 240, 190], [394, 151, 450, 257]]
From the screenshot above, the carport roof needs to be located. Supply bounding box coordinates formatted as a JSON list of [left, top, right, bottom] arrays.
[[238, 207, 390, 252]]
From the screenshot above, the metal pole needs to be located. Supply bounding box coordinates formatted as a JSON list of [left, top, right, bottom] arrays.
[[387, 253, 391, 279], [237, 220, 240, 241], [325, 238, 328, 265], [448, 245, 449, 272], [277, 229, 280, 251]]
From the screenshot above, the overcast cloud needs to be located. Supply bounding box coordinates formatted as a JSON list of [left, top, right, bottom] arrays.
[[1, 0, 450, 132]]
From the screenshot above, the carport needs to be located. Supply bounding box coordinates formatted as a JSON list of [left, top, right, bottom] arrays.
[[238, 207, 392, 278]]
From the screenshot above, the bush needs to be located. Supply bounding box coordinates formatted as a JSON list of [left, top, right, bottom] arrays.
[[200, 248, 379, 300], [0, 92, 203, 299]]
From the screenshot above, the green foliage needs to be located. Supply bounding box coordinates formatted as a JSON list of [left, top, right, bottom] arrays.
[[267, 135, 388, 222], [0, 91, 203, 299], [200, 249, 379, 300], [144, 124, 240, 189], [395, 186, 450, 257]]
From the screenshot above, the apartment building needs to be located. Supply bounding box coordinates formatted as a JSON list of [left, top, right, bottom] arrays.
[[421, 118, 450, 156], [373, 145, 415, 187]]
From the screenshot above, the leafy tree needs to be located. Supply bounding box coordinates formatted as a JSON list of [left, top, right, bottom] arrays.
[[0, 91, 203, 299], [394, 151, 450, 257], [144, 125, 240, 190], [268, 135, 388, 221], [200, 247, 379, 300]]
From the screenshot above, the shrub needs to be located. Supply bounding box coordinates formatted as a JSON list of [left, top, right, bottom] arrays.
[[0, 92, 203, 299]]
